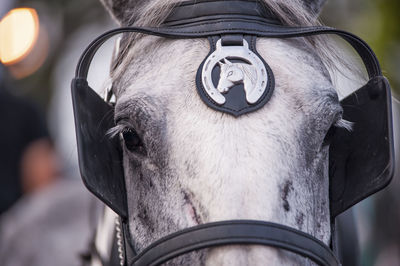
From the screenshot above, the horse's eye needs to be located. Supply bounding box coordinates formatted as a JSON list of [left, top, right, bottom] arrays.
[[323, 125, 337, 146], [227, 71, 233, 77], [121, 129, 143, 152]]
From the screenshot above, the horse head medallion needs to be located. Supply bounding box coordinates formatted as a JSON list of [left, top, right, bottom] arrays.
[[217, 58, 257, 96], [196, 38, 274, 117]]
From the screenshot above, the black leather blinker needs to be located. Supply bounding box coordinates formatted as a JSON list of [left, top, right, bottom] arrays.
[[330, 76, 394, 218], [71, 78, 128, 219]]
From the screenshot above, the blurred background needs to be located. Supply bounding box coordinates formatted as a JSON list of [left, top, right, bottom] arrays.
[[0, 0, 398, 265]]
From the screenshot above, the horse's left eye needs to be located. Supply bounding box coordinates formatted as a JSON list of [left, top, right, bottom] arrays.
[[227, 71, 233, 77], [121, 128, 144, 153]]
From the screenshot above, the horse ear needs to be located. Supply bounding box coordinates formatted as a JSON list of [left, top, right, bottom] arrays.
[[304, 0, 327, 17], [99, 0, 146, 26]]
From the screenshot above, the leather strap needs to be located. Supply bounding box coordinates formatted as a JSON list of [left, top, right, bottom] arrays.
[[129, 220, 339, 266], [221, 34, 244, 46], [165, 0, 280, 25], [75, 20, 381, 81]]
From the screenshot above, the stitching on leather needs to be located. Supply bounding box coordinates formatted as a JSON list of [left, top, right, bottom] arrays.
[[132, 222, 337, 265], [162, 22, 379, 77], [165, 18, 327, 31], [165, 15, 279, 26], [160, 24, 379, 77], [146, 236, 330, 265], [174, 0, 259, 8], [78, 25, 381, 80], [168, 26, 328, 35]]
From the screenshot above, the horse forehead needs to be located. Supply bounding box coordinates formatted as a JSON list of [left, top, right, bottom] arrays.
[[117, 38, 335, 116], [257, 38, 333, 93]]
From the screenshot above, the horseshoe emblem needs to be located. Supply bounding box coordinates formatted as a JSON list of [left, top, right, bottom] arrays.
[[201, 39, 269, 105]]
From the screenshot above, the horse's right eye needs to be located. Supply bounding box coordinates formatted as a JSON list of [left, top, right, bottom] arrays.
[[121, 128, 144, 153], [227, 71, 233, 77]]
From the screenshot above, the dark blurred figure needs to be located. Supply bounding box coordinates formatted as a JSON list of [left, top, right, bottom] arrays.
[[0, 67, 59, 215], [0, 69, 95, 266]]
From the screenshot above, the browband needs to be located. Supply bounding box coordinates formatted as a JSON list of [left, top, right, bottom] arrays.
[[75, 21, 381, 81], [130, 220, 339, 266]]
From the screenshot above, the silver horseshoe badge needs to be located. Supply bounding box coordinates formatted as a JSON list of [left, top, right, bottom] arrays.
[[196, 37, 274, 117]]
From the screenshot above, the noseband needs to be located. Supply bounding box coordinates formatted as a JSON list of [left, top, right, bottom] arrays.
[[72, 1, 395, 265]]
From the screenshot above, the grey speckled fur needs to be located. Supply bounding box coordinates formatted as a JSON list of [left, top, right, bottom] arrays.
[[99, 1, 340, 265]]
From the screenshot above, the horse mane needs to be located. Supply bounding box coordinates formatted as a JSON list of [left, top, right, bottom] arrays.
[[238, 63, 257, 87]]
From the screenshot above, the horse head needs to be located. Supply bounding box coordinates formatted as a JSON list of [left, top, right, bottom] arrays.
[[71, 0, 394, 265], [216, 59, 245, 93], [99, 1, 339, 265]]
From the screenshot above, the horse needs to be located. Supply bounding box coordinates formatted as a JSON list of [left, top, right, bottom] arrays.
[[72, 0, 394, 265]]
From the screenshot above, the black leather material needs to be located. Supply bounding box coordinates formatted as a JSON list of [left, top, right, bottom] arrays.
[[75, 23, 382, 81], [123, 219, 137, 260], [129, 220, 339, 266], [195, 35, 275, 116], [221, 34, 244, 46], [71, 79, 128, 219], [329, 76, 394, 218], [165, 0, 280, 26]]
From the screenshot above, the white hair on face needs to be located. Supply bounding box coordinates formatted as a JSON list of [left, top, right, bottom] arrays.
[[335, 118, 353, 131], [96, 0, 366, 265], [107, 123, 131, 138], [108, 33, 339, 264]]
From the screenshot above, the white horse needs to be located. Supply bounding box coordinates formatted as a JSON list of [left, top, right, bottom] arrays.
[[86, 0, 380, 265]]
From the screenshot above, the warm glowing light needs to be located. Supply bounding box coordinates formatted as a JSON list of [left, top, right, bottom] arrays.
[[0, 8, 39, 65]]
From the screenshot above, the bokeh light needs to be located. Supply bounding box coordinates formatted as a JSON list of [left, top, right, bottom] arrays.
[[0, 8, 39, 65]]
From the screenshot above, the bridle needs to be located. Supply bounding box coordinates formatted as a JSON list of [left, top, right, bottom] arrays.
[[72, 1, 395, 265]]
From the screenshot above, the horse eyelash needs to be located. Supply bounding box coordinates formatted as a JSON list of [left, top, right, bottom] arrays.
[[107, 124, 130, 138], [335, 118, 353, 131], [107, 119, 354, 138]]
